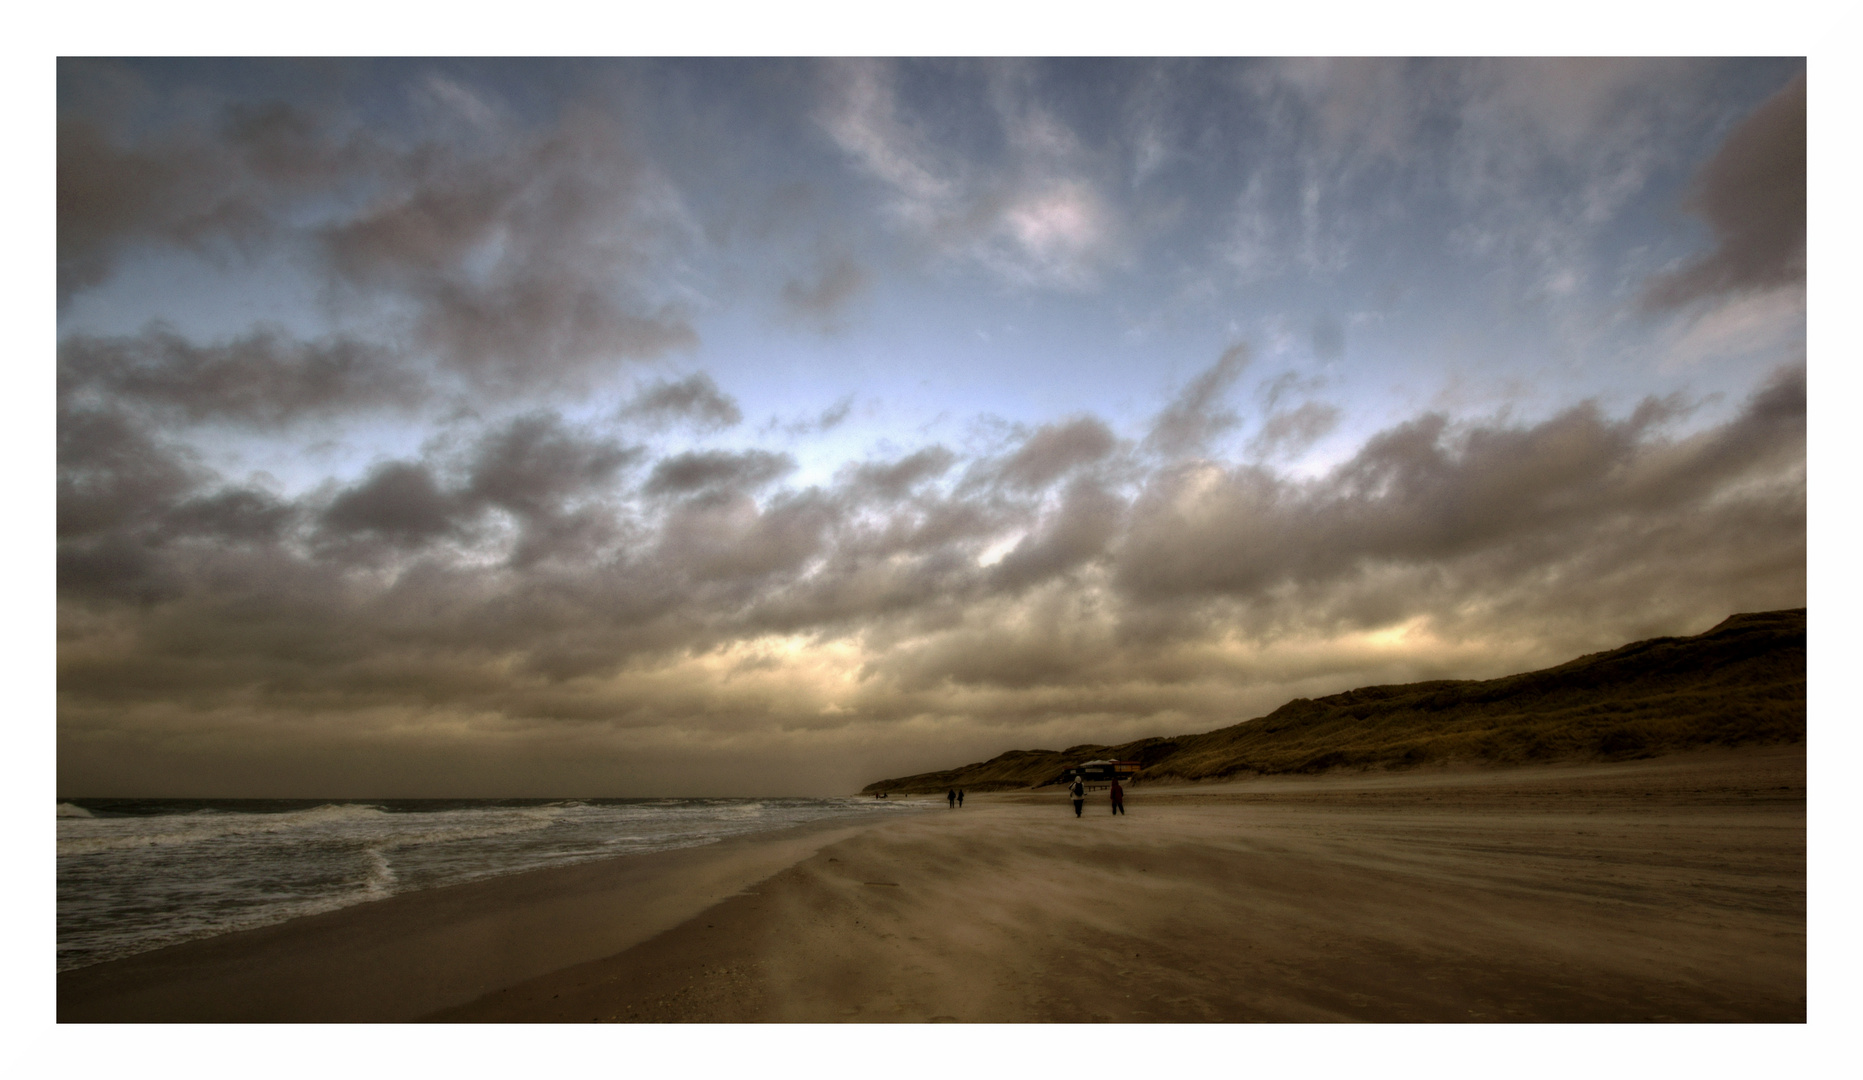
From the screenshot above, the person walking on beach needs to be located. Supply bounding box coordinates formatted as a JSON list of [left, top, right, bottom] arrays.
[[1069, 776, 1086, 817], [957, 789, 965, 808], [1109, 778, 1126, 815], [948, 788, 957, 809]]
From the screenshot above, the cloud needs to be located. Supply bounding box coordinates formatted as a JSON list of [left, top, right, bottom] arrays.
[[620, 373, 743, 431], [995, 416, 1118, 490], [781, 256, 869, 323], [57, 407, 201, 541], [1663, 286, 1806, 370], [1117, 366, 1801, 609], [1213, 58, 1724, 301], [1642, 74, 1806, 309], [165, 488, 298, 543], [818, 59, 1122, 290], [60, 65, 702, 389], [56, 88, 373, 306], [57, 366, 1803, 795], [846, 447, 957, 502], [58, 325, 424, 426], [657, 489, 840, 587], [1249, 402, 1341, 460], [986, 479, 1125, 593], [644, 449, 796, 497], [319, 105, 702, 389], [812, 398, 853, 432], [320, 462, 463, 547], [310, 413, 638, 562], [466, 413, 639, 517], [1145, 345, 1249, 459]]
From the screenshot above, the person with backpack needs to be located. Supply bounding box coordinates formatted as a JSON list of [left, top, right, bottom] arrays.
[[1069, 776, 1086, 817]]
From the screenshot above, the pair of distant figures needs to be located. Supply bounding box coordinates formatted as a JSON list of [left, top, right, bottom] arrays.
[[1069, 777, 1125, 817], [946, 788, 964, 808]]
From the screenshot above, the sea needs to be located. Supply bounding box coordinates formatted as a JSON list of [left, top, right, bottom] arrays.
[[56, 795, 931, 972]]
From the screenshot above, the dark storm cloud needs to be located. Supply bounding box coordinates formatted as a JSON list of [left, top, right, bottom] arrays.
[[655, 489, 839, 586], [61, 64, 700, 388], [57, 407, 201, 540], [1116, 366, 1802, 606], [619, 373, 743, 431], [320, 462, 462, 547], [644, 449, 796, 497], [56, 90, 374, 306], [58, 326, 424, 425], [310, 413, 639, 560], [994, 416, 1118, 490], [1144, 345, 1248, 459], [165, 488, 298, 543], [57, 367, 1803, 798], [319, 104, 700, 388], [1643, 74, 1806, 309], [465, 413, 638, 518], [986, 479, 1125, 593]]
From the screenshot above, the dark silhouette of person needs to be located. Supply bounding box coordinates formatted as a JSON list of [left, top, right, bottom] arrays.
[[1110, 778, 1126, 815], [957, 789, 965, 808], [1070, 776, 1085, 817], [947, 788, 956, 809]]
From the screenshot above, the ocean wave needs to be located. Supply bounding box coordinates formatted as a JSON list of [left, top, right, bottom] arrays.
[[57, 803, 95, 818], [362, 847, 398, 898], [57, 797, 935, 971], [55, 800, 578, 858], [57, 801, 394, 855]]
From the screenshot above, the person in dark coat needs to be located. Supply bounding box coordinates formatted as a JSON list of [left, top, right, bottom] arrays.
[[957, 789, 965, 807], [1069, 776, 1085, 817], [947, 788, 956, 809], [1109, 778, 1126, 815]]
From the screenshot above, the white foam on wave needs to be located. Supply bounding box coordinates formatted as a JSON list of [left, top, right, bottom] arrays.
[[57, 803, 94, 818], [54, 800, 576, 858], [57, 801, 392, 856], [361, 847, 398, 898]]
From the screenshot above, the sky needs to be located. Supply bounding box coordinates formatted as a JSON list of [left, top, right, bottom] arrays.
[[55, 57, 1807, 797]]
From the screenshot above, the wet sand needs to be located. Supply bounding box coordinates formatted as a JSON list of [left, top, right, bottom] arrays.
[[60, 747, 1804, 1023]]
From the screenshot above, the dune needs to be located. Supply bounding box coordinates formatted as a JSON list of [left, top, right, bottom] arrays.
[[862, 609, 1806, 794]]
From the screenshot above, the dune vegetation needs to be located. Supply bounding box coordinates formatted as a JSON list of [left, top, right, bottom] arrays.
[[861, 608, 1805, 794]]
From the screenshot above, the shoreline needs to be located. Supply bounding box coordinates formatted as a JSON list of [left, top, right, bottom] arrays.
[[56, 814, 893, 1022], [59, 746, 1804, 1023]]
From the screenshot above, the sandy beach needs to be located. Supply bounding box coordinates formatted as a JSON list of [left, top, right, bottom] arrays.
[[60, 747, 1804, 1023]]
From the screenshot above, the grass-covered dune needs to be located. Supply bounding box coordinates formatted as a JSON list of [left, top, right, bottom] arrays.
[[860, 608, 1805, 795]]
